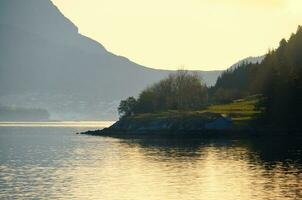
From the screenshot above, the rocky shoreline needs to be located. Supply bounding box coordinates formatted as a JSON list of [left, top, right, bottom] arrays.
[[80, 111, 302, 138], [81, 112, 247, 137]]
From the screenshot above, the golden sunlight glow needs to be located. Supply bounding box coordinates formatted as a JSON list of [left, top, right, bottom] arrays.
[[51, 0, 302, 70], [48, 143, 298, 200]]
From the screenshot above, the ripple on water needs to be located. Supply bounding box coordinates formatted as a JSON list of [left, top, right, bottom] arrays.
[[0, 127, 302, 200]]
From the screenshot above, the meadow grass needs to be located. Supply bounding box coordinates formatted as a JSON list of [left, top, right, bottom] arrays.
[[129, 95, 263, 127]]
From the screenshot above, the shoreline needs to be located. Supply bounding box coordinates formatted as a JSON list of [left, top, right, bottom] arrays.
[[81, 126, 302, 140]]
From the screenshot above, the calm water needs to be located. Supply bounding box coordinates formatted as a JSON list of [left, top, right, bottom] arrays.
[[0, 124, 302, 200]]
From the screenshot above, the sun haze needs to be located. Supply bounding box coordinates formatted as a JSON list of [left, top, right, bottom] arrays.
[[51, 0, 302, 70]]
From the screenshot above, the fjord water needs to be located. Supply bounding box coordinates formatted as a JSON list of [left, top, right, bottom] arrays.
[[0, 125, 301, 200]]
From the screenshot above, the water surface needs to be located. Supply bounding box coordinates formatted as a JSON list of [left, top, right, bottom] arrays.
[[0, 124, 301, 199]]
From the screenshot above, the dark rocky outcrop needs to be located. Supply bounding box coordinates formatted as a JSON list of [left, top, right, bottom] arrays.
[[82, 112, 232, 136]]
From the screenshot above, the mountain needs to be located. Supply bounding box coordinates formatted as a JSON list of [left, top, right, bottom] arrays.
[[0, 0, 222, 120], [228, 56, 265, 71]]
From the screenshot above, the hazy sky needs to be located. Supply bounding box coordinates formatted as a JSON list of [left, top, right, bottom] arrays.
[[51, 0, 302, 70]]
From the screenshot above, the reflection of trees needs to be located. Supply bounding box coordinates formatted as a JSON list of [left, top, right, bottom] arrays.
[[119, 135, 243, 163], [111, 135, 302, 199], [238, 137, 302, 168], [118, 135, 302, 168]]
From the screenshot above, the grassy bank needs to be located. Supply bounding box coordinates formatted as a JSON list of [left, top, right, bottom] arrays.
[[204, 95, 263, 126], [128, 95, 263, 128]]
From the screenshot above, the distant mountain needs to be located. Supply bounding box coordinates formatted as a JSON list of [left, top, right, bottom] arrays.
[[228, 56, 265, 71], [0, 0, 222, 120]]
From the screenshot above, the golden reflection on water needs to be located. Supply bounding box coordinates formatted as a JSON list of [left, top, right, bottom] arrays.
[[53, 138, 301, 200], [0, 128, 301, 200]]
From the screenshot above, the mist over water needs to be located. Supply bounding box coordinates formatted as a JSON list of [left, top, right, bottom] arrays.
[[0, 121, 115, 127], [0, 126, 301, 200]]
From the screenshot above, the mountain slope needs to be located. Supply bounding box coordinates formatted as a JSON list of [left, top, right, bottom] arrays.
[[228, 56, 265, 71], [210, 26, 302, 128], [0, 0, 222, 120]]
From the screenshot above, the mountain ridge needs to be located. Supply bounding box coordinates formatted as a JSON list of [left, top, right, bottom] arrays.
[[228, 56, 265, 71], [0, 0, 221, 119]]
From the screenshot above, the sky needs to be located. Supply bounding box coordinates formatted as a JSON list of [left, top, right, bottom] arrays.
[[51, 0, 302, 70]]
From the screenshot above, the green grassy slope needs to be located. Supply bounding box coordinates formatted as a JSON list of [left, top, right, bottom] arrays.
[[127, 95, 263, 127], [204, 95, 262, 124]]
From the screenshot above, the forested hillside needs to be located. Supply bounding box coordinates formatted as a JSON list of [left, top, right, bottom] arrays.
[[210, 26, 302, 128]]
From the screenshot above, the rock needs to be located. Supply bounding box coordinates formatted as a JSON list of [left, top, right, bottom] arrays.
[[82, 112, 233, 135], [205, 116, 232, 130]]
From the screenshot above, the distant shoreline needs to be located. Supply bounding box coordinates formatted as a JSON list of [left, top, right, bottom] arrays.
[[0, 121, 115, 128], [82, 128, 302, 140]]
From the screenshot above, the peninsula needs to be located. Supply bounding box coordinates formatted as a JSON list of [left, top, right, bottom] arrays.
[[83, 26, 302, 137]]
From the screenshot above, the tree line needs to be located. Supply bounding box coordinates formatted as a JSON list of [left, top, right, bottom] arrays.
[[118, 26, 302, 128], [210, 26, 302, 128], [118, 70, 208, 117]]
